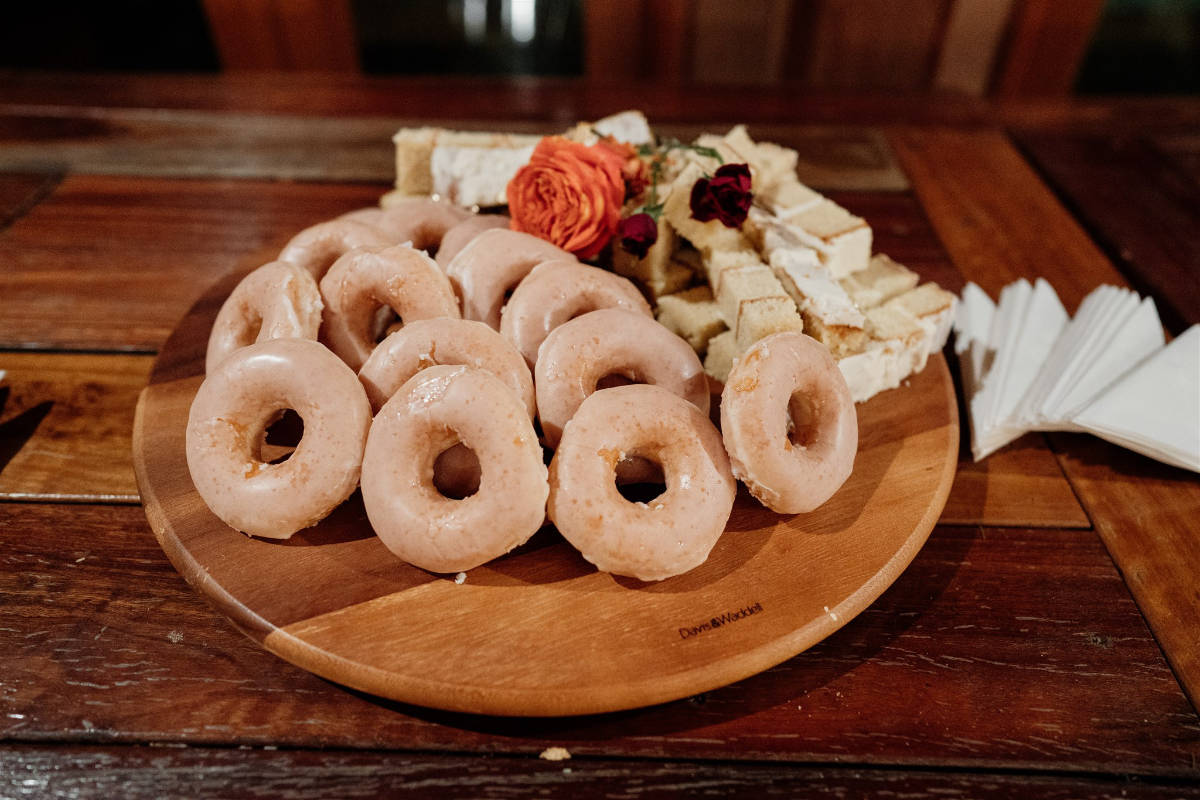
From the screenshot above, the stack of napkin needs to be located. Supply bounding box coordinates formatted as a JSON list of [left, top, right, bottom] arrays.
[[954, 279, 1199, 472]]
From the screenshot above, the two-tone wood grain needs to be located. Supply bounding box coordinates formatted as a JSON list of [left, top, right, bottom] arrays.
[[132, 267, 959, 716]]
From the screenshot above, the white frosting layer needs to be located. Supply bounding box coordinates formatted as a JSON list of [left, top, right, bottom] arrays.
[[754, 209, 864, 328], [593, 110, 654, 145], [431, 144, 536, 207]]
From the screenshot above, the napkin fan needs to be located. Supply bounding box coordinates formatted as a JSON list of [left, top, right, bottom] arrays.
[[954, 279, 1199, 473]]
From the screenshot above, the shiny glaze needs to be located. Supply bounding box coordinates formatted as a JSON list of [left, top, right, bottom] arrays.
[[534, 308, 709, 447], [500, 260, 652, 368], [358, 317, 533, 416], [318, 244, 460, 371], [277, 219, 392, 280], [548, 384, 735, 581], [185, 338, 371, 539], [361, 365, 548, 573], [205, 260, 323, 374], [720, 331, 858, 513], [340, 198, 470, 251], [434, 213, 511, 269], [443, 228, 574, 328]]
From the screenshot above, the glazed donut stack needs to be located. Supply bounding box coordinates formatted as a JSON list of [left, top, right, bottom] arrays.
[[186, 200, 858, 581]]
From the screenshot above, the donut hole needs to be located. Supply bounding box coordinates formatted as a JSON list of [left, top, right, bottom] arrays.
[[787, 392, 820, 448], [614, 455, 667, 503], [258, 408, 304, 464], [432, 443, 481, 500], [595, 372, 637, 391], [371, 305, 403, 343], [237, 314, 263, 349]]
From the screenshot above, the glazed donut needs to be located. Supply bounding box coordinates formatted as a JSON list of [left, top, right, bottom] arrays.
[[435, 214, 511, 269], [443, 228, 574, 329], [535, 308, 709, 447], [205, 261, 323, 374], [319, 244, 461, 371], [340, 199, 470, 252], [358, 317, 534, 416], [720, 331, 857, 514], [500, 261, 653, 367], [361, 365, 548, 573], [185, 338, 372, 539], [548, 384, 736, 581], [278, 219, 392, 280]]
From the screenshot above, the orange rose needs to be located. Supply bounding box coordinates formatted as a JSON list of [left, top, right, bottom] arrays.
[[506, 136, 625, 259], [595, 135, 648, 199]]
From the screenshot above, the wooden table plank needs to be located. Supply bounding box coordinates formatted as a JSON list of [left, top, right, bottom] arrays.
[[0, 175, 385, 351], [1049, 434, 1200, 712], [1, 73, 1199, 133], [888, 128, 1127, 311], [0, 171, 59, 231], [3, 745, 1200, 800], [1152, 132, 1200, 188], [0, 353, 150, 503], [889, 127, 1200, 712], [3, 503, 1195, 775], [941, 433, 1091, 528], [0, 109, 907, 191], [1016, 134, 1200, 335]]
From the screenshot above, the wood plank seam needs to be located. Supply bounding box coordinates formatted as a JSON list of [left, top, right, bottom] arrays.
[[888, 125, 1200, 718], [2, 740, 1198, 784], [0, 171, 61, 231], [1011, 133, 1198, 336]]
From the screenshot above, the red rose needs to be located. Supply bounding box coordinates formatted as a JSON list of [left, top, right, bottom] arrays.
[[689, 163, 753, 228], [618, 213, 658, 258]]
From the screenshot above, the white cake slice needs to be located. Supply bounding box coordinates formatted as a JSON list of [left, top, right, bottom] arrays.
[[392, 127, 541, 200], [780, 199, 872, 279], [840, 253, 920, 310], [430, 143, 536, 207]]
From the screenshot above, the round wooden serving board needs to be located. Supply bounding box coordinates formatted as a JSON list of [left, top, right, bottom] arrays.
[[133, 267, 959, 717]]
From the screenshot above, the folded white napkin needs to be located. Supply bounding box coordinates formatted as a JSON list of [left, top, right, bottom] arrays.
[[1073, 325, 1199, 472], [954, 281, 1198, 473]]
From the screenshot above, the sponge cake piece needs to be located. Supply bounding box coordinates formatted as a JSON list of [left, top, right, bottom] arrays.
[[839, 253, 920, 309], [782, 199, 872, 279], [655, 286, 727, 353], [612, 215, 693, 298], [703, 330, 738, 384], [734, 296, 804, 352], [392, 127, 540, 203]]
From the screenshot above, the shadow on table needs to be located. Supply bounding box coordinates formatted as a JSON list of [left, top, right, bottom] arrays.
[[0, 386, 54, 474]]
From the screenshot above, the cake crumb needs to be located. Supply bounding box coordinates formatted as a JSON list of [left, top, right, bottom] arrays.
[[454, 572, 467, 585], [540, 746, 571, 761]]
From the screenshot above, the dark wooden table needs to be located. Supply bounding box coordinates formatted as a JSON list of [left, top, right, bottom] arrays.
[[1, 74, 1198, 798]]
